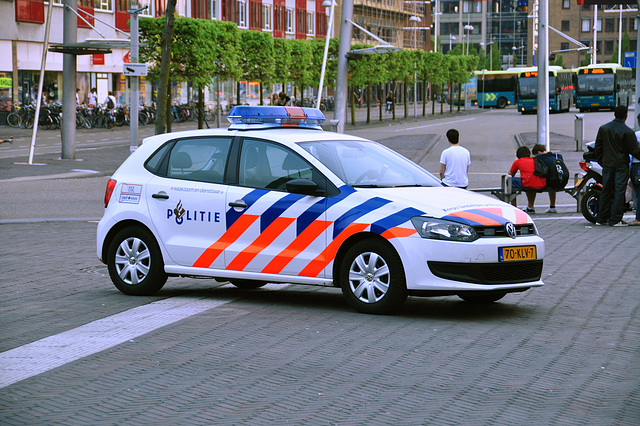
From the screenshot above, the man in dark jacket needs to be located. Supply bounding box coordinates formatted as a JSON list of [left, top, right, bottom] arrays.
[[594, 105, 640, 226]]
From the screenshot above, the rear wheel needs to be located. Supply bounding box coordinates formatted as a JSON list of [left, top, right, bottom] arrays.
[[6, 112, 20, 127], [580, 188, 600, 224], [107, 227, 167, 295], [339, 239, 407, 314], [496, 97, 508, 109]]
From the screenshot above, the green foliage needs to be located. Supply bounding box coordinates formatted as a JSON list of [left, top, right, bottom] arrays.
[[308, 38, 340, 89], [273, 38, 292, 85], [419, 51, 446, 86], [550, 55, 565, 68], [610, 31, 631, 64], [239, 30, 275, 83], [289, 39, 313, 87]]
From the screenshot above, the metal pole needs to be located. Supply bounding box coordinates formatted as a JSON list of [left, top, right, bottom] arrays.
[[129, 6, 141, 153], [592, 7, 597, 65], [61, 0, 77, 160], [335, 0, 353, 133], [28, 0, 54, 165], [537, 0, 549, 151], [317, 1, 335, 110]]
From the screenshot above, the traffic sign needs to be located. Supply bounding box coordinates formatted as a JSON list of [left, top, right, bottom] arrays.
[[624, 51, 636, 69], [123, 63, 147, 76]]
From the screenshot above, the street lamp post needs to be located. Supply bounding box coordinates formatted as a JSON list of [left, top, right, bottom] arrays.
[[512, 45, 525, 67], [463, 24, 473, 111], [317, 0, 337, 110], [410, 14, 421, 118], [480, 39, 494, 71]]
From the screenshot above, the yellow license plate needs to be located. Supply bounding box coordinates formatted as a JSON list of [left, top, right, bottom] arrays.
[[499, 246, 537, 262]]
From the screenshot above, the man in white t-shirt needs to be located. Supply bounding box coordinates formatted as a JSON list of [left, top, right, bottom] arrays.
[[439, 128, 471, 188]]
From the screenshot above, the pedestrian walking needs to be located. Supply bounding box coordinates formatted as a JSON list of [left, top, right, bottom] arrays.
[[594, 105, 640, 226], [439, 128, 470, 189], [385, 90, 394, 112]]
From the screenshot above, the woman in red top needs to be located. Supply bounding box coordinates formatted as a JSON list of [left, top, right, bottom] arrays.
[[509, 146, 546, 213]]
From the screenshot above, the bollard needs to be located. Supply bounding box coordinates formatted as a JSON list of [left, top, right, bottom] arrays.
[[574, 114, 584, 152], [329, 119, 340, 133]]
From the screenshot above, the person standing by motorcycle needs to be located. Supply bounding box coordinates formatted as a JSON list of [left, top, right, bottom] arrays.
[[594, 106, 640, 226], [631, 113, 640, 226]]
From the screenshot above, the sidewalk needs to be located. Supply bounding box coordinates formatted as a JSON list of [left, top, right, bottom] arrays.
[[0, 102, 484, 182]]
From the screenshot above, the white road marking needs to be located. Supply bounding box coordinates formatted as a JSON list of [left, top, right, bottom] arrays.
[[0, 289, 280, 388], [398, 117, 476, 131]]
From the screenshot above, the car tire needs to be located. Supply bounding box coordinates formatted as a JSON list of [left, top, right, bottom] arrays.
[[580, 188, 600, 224], [458, 291, 507, 303], [339, 239, 407, 314], [107, 227, 167, 296], [229, 280, 268, 289]]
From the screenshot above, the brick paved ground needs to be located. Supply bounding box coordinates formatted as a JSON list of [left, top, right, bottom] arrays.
[[0, 107, 638, 424], [0, 217, 638, 425]]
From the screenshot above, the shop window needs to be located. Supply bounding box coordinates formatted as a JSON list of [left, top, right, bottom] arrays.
[[15, 0, 45, 24]]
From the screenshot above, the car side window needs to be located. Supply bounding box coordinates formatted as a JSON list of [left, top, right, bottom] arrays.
[[165, 138, 231, 184], [239, 139, 315, 191]]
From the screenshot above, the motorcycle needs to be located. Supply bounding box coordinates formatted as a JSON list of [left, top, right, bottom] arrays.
[[573, 141, 634, 223]]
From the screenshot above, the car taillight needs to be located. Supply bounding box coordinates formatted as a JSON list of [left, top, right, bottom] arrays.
[[104, 179, 117, 208], [579, 161, 589, 172]]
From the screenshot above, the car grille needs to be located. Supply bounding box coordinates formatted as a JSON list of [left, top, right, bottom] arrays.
[[427, 260, 543, 284], [474, 224, 536, 238]]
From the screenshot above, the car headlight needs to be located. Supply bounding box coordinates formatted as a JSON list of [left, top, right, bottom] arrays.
[[411, 217, 479, 242]]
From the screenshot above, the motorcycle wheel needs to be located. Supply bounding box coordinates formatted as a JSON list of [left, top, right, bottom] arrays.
[[580, 188, 600, 224]]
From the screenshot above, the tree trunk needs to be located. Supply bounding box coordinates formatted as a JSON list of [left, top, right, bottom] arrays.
[[366, 83, 371, 124], [154, 0, 177, 135], [166, 85, 171, 133], [197, 85, 204, 129], [403, 79, 408, 118], [379, 85, 383, 121]]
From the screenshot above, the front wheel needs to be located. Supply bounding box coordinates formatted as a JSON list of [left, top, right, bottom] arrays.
[[339, 239, 407, 314], [107, 227, 167, 295], [580, 188, 600, 224]]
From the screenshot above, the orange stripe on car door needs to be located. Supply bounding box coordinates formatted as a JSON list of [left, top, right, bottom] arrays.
[[299, 223, 369, 277], [226, 217, 296, 271], [261, 220, 332, 274], [192, 214, 259, 268]]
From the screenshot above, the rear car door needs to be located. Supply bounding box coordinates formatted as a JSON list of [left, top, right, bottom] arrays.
[[146, 136, 232, 268]]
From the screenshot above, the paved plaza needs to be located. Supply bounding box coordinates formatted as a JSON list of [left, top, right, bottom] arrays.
[[0, 107, 638, 424]]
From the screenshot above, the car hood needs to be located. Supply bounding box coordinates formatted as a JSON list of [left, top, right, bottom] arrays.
[[362, 186, 532, 226]]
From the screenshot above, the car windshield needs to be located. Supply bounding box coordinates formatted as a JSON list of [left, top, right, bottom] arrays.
[[298, 139, 442, 188]]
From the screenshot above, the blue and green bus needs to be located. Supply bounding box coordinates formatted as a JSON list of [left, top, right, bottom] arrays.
[[472, 70, 520, 109], [516, 66, 574, 114], [574, 63, 632, 112]]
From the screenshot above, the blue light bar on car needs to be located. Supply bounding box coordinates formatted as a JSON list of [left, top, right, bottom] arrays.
[[227, 106, 326, 128]]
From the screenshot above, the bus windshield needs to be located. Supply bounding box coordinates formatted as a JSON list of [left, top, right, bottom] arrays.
[[576, 74, 615, 95], [518, 76, 556, 99]]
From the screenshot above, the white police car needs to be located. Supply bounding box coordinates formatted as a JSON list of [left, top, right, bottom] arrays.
[[97, 106, 544, 314]]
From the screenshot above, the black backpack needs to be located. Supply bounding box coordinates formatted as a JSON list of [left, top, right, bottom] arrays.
[[107, 97, 115, 110], [544, 153, 569, 190]]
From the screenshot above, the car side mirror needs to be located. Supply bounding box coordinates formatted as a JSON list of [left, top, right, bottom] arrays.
[[286, 178, 320, 196]]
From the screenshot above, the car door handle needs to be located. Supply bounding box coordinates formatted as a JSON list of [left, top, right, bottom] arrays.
[[229, 200, 247, 209], [152, 192, 170, 200]]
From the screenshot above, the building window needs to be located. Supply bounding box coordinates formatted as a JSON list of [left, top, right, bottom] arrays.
[[604, 40, 614, 54], [596, 18, 602, 32], [211, 0, 217, 20], [561, 20, 570, 32], [581, 18, 590, 32], [95, 0, 112, 11], [263, 4, 271, 31], [560, 42, 569, 50], [562, 0, 570, 9], [605, 18, 614, 32], [286, 8, 294, 33], [306, 12, 314, 35], [236, 0, 247, 28]]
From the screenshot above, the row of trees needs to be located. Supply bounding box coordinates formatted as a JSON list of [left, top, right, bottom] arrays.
[[139, 17, 500, 132]]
